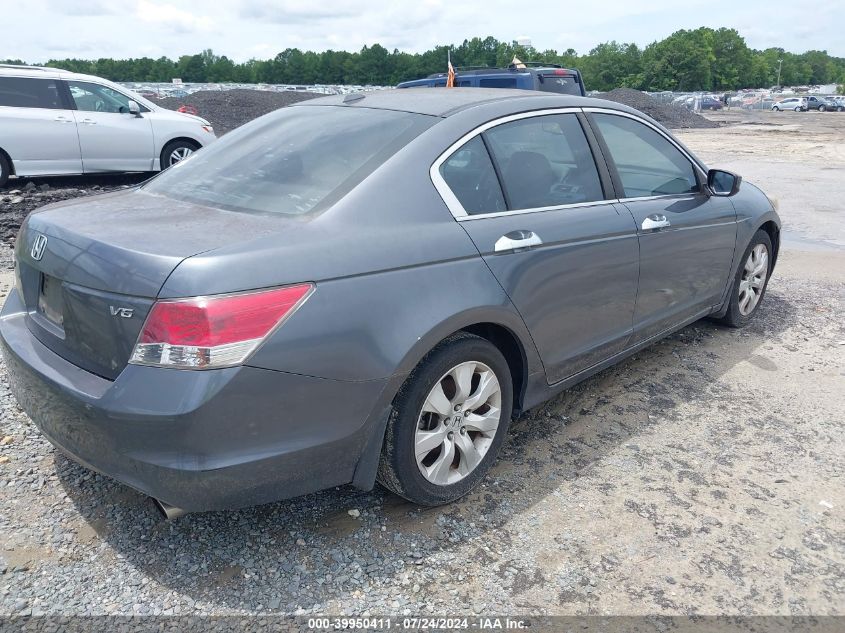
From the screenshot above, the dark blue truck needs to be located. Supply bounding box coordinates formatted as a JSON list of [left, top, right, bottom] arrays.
[[397, 62, 586, 96]]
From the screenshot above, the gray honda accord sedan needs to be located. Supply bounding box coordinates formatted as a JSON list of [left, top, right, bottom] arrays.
[[1, 89, 780, 514]]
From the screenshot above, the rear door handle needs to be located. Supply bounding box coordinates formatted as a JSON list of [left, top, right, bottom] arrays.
[[54, 116, 73, 123], [79, 118, 97, 125], [494, 230, 543, 253], [641, 214, 671, 231]]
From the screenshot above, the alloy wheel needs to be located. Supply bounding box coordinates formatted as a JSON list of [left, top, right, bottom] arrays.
[[415, 361, 501, 486], [738, 244, 769, 316], [169, 147, 193, 166]]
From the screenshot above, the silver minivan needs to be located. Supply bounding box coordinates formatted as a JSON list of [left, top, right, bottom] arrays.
[[0, 65, 217, 187]]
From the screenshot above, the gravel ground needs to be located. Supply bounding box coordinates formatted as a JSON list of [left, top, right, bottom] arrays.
[[152, 89, 321, 135], [598, 88, 720, 129]]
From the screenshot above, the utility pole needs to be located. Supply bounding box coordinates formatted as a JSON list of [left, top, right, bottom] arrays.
[[776, 59, 783, 88]]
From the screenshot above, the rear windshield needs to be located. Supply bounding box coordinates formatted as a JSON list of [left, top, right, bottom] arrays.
[[143, 105, 435, 215], [538, 74, 582, 96]]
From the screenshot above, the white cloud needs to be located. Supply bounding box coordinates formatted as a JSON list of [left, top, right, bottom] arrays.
[[135, 0, 214, 32]]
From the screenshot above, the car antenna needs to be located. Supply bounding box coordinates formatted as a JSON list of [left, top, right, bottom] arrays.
[[343, 93, 366, 104]]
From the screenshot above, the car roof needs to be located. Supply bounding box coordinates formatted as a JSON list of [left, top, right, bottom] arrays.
[[0, 64, 86, 80], [295, 87, 633, 118]]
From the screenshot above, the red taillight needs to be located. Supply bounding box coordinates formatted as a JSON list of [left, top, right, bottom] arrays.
[[130, 284, 313, 369]]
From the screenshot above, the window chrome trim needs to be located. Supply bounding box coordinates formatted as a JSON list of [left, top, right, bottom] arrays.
[[430, 106, 709, 222], [430, 107, 586, 220], [455, 199, 617, 222]]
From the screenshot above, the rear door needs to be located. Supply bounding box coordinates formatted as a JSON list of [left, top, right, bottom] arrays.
[[434, 110, 639, 384], [65, 80, 155, 172], [587, 111, 737, 344], [0, 76, 82, 176]]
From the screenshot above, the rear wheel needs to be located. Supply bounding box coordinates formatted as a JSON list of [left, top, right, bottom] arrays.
[[160, 139, 199, 170], [794, 106, 802, 112], [772, 106, 780, 111], [718, 230, 773, 328], [818, 105, 826, 112], [0, 152, 10, 188], [377, 333, 513, 505]]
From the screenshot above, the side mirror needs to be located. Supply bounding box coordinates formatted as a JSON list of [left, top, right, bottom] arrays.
[[127, 100, 141, 117], [707, 169, 742, 196]]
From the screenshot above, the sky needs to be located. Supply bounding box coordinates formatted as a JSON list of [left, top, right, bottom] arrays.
[[4, 0, 844, 62]]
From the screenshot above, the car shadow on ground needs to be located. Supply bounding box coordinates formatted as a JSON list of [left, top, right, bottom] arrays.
[[53, 289, 797, 611]]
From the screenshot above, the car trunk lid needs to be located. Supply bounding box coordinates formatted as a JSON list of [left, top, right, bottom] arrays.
[[16, 189, 292, 379]]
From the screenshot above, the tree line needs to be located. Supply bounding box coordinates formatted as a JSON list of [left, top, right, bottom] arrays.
[[5, 27, 845, 92]]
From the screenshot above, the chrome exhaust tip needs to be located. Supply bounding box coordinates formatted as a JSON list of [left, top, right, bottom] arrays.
[[153, 498, 187, 520]]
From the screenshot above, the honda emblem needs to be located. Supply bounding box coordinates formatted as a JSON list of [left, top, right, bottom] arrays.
[[31, 234, 48, 261]]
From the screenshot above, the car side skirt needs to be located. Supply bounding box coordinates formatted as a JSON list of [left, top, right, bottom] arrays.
[[521, 305, 716, 412]]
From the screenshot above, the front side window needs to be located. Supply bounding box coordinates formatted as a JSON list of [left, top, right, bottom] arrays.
[[0, 77, 62, 109], [143, 105, 435, 216], [592, 113, 699, 198], [484, 113, 604, 209], [439, 136, 506, 215], [67, 81, 139, 113]]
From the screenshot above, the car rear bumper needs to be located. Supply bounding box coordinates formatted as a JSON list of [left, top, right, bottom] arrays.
[[0, 290, 388, 511]]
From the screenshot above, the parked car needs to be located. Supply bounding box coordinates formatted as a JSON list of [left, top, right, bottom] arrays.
[[0, 89, 780, 515], [397, 62, 586, 96], [804, 95, 833, 111], [831, 97, 845, 112], [0, 64, 217, 187], [699, 97, 723, 110], [771, 97, 807, 111]]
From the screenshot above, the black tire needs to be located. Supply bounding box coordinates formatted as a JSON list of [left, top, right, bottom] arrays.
[[717, 229, 774, 328], [818, 105, 826, 112], [377, 333, 513, 506], [0, 152, 10, 188], [772, 106, 780, 111], [160, 139, 199, 170]]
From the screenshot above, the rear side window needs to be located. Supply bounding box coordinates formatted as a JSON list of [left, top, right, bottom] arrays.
[[592, 113, 699, 198], [484, 114, 604, 209], [479, 77, 517, 89], [439, 136, 506, 215], [0, 77, 63, 109], [143, 105, 435, 216]]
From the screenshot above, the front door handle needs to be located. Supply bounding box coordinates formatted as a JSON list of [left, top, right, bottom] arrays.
[[642, 214, 671, 231], [494, 230, 543, 253]]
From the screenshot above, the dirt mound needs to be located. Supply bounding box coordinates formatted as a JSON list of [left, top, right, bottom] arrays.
[[596, 88, 719, 129], [152, 89, 322, 135]]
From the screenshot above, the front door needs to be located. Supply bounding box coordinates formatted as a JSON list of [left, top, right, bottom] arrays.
[[65, 80, 155, 172], [588, 112, 737, 343], [435, 111, 639, 384]]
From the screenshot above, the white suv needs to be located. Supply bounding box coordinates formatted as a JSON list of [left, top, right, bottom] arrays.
[[0, 64, 217, 187]]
